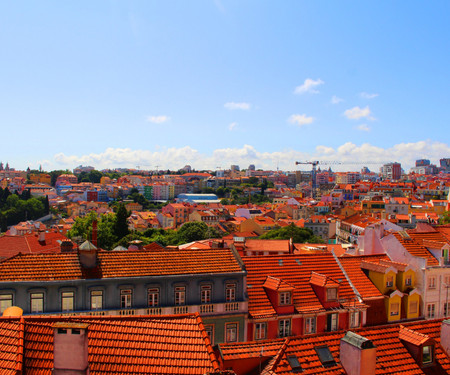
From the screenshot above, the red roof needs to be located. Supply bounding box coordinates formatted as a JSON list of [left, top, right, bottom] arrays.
[[242, 253, 361, 318], [218, 319, 450, 374], [0, 232, 70, 259], [0, 314, 219, 374], [0, 248, 243, 282]]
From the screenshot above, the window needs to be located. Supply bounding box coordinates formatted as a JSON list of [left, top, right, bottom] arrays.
[[386, 275, 394, 287], [423, 345, 433, 365], [0, 294, 13, 314], [444, 302, 450, 318], [226, 283, 236, 302], [226, 323, 238, 343], [427, 303, 435, 318], [255, 322, 267, 340], [350, 310, 360, 328], [327, 313, 338, 332], [204, 324, 214, 345], [30, 293, 44, 313], [405, 275, 412, 286], [428, 277, 436, 289], [120, 289, 132, 309], [174, 286, 186, 306], [305, 316, 316, 334], [409, 301, 418, 315], [279, 291, 291, 305], [148, 288, 159, 307], [61, 291, 74, 312], [201, 285, 212, 304], [287, 355, 302, 373], [390, 302, 399, 316], [279, 319, 291, 337], [90, 290, 103, 310], [327, 288, 337, 301]]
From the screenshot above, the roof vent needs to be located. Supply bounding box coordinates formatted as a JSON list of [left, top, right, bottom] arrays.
[[278, 259, 283, 266]]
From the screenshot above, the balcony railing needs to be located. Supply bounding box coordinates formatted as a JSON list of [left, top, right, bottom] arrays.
[[37, 301, 248, 317]]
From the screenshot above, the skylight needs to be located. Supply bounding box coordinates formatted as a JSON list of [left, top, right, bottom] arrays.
[[278, 259, 283, 266], [287, 355, 303, 373], [314, 346, 336, 367]]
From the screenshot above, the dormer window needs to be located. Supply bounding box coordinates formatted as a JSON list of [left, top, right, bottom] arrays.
[[280, 291, 291, 305], [386, 275, 394, 287], [327, 288, 338, 301], [405, 275, 412, 286], [422, 345, 433, 365]]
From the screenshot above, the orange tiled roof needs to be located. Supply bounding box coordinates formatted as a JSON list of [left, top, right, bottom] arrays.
[[392, 233, 440, 266], [243, 253, 360, 318], [338, 255, 386, 300], [0, 233, 71, 259], [0, 314, 219, 374], [218, 319, 450, 374], [0, 248, 243, 281]]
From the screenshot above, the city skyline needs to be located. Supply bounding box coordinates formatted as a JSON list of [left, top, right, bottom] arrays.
[[1, 1, 449, 171]]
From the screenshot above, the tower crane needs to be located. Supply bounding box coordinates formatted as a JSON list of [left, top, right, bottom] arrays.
[[295, 160, 388, 199]]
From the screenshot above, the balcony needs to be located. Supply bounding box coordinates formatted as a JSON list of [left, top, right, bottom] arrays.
[[37, 301, 248, 318]]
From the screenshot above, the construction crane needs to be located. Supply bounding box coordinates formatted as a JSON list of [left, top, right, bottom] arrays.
[[295, 160, 388, 199]]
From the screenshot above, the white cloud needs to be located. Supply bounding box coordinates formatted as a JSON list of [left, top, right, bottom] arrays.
[[294, 78, 324, 94], [360, 92, 379, 99], [147, 115, 170, 124], [331, 95, 344, 104], [229, 122, 238, 131], [288, 114, 314, 127], [224, 102, 250, 110], [357, 124, 371, 132], [50, 140, 450, 172], [344, 106, 374, 120]]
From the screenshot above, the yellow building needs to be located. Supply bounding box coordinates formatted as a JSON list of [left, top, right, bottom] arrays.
[[361, 259, 420, 321]]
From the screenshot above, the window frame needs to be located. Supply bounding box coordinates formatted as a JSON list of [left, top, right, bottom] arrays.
[[61, 291, 75, 312], [120, 289, 133, 309], [386, 275, 394, 288], [30, 292, 44, 314], [305, 316, 316, 334], [225, 322, 238, 343], [326, 288, 338, 301], [147, 288, 160, 307], [422, 345, 433, 365], [390, 302, 400, 316], [201, 284, 212, 304], [90, 290, 103, 310], [409, 300, 418, 315], [279, 291, 291, 305], [278, 318, 291, 338], [204, 324, 214, 345], [426, 303, 436, 318], [255, 322, 267, 340], [174, 286, 186, 306], [350, 310, 360, 328], [0, 293, 13, 314], [225, 283, 236, 302], [428, 276, 436, 289]]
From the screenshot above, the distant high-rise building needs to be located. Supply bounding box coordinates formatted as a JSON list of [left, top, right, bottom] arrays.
[[230, 165, 240, 172], [440, 158, 450, 172], [380, 162, 402, 180], [416, 159, 430, 167]]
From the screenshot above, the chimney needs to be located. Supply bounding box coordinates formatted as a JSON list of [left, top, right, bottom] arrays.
[[441, 320, 450, 356], [78, 241, 98, 268], [60, 239, 74, 253], [340, 331, 376, 375], [38, 230, 46, 243], [53, 322, 90, 375], [92, 220, 98, 247], [289, 237, 293, 254]]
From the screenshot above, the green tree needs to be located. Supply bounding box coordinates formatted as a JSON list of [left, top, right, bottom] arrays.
[[260, 223, 324, 243], [440, 211, 450, 225], [177, 222, 210, 244], [113, 203, 130, 240]]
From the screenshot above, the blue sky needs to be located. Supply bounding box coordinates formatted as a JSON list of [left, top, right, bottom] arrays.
[[1, 1, 449, 172]]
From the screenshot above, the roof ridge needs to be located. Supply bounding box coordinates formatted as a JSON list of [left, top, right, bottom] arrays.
[[194, 312, 220, 372], [24, 236, 32, 254], [268, 337, 290, 372], [15, 316, 24, 373], [331, 248, 362, 303]]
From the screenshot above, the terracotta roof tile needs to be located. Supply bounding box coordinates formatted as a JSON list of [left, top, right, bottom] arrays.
[[0, 248, 243, 282], [2, 314, 219, 374]]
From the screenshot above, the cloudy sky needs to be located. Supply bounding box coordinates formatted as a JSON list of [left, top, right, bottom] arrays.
[[1, 1, 449, 172]]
